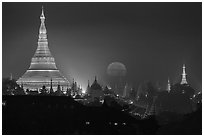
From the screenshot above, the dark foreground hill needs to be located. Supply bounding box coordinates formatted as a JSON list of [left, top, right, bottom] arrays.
[[2, 95, 201, 135]]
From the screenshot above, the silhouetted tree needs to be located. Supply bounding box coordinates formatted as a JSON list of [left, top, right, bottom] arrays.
[[156, 83, 195, 114], [146, 82, 158, 107], [39, 85, 48, 95], [2, 78, 19, 95]]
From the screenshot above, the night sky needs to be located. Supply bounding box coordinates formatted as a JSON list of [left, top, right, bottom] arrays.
[[2, 2, 202, 91]]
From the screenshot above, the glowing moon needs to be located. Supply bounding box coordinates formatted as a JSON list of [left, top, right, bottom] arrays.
[[107, 62, 127, 77]]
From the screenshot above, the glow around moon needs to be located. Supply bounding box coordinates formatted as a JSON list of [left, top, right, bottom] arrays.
[[107, 62, 127, 77]]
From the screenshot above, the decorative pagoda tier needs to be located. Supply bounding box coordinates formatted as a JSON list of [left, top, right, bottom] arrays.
[[17, 7, 69, 91]]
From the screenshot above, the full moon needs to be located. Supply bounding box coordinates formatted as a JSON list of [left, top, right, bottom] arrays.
[[107, 62, 127, 77]]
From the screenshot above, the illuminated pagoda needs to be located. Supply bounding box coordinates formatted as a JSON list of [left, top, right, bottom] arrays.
[[167, 78, 171, 92], [17, 7, 69, 91], [180, 64, 188, 85]]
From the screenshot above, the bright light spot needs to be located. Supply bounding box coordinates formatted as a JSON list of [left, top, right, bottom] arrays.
[[86, 121, 90, 125], [114, 123, 118, 125], [198, 92, 201, 95], [193, 94, 196, 98], [82, 90, 86, 94], [100, 99, 104, 103], [2, 101, 6, 106], [107, 85, 112, 90], [122, 123, 126, 125], [129, 101, 133, 104]]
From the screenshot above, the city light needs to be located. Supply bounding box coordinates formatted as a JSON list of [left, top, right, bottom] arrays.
[[2, 101, 6, 106], [82, 90, 86, 94]]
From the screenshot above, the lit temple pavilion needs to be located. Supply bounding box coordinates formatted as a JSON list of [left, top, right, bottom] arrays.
[[17, 7, 69, 91]]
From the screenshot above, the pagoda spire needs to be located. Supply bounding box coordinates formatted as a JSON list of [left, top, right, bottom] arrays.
[[41, 6, 45, 19], [39, 6, 47, 39], [94, 76, 97, 82], [167, 77, 171, 92], [50, 78, 53, 93], [181, 64, 188, 85], [86, 80, 90, 94], [66, 84, 69, 91], [88, 80, 90, 88]]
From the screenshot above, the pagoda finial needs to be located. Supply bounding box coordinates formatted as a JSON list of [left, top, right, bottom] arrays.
[[39, 6, 47, 38], [40, 6, 45, 20]]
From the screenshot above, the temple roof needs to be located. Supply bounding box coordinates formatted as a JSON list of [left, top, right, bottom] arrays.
[[90, 76, 102, 90]]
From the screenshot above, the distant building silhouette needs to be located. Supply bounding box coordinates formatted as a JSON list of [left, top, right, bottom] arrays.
[[89, 76, 104, 100]]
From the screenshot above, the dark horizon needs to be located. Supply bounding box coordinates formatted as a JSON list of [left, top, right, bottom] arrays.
[[2, 2, 202, 91]]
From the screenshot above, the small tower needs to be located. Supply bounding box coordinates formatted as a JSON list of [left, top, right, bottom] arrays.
[[167, 78, 171, 92], [88, 80, 90, 88], [57, 82, 61, 91], [74, 81, 77, 94], [181, 64, 188, 85], [94, 76, 97, 82], [50, 78, 53, 93], [86, 80, 90, 94]]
